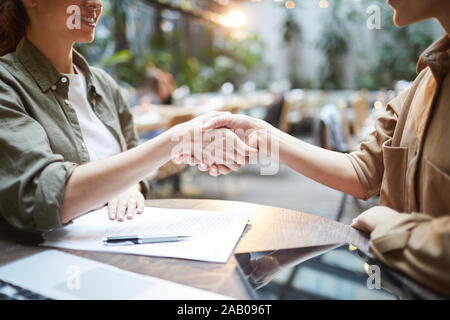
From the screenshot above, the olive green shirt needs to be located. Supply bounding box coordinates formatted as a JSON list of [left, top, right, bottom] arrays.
[[0, 38, 149, 232]]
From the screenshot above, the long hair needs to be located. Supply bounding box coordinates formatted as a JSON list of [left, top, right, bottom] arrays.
[[0, 0, 29, 56]]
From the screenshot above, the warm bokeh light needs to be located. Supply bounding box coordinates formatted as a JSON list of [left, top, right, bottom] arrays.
[[285, 0, 295, 9], [374, 101, 383, 109], [221, 10, 246, 28], [319, 0, 329, 9], [363, 263, 370, 274]]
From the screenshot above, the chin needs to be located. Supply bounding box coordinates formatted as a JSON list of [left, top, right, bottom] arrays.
[[77, 34, 96, 44], [392, 10, 415, 27]]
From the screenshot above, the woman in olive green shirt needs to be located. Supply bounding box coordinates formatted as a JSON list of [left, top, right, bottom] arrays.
[[0, 0, 252, 231]]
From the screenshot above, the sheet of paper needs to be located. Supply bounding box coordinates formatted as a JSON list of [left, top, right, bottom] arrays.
[[42, 207, 249, 263]]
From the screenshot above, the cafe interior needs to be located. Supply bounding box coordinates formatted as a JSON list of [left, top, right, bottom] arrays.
[[66, 0, 443, 300]]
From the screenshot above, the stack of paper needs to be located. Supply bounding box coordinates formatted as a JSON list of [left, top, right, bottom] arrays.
[[42, 207, 249, 263]]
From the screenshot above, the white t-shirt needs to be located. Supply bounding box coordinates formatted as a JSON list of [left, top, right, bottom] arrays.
[[64, 66, 122, 161]]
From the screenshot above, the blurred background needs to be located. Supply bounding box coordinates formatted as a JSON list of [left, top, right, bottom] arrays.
[[77, 0, 442, 300]]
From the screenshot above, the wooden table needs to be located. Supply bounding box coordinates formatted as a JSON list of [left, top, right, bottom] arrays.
[[0, 199, 368, 299]]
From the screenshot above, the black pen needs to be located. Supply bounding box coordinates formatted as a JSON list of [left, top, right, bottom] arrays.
[[102, 235, 191, 246]]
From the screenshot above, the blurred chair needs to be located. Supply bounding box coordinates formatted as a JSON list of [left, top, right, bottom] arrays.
[[336, 99, 355, 153], [350, 90, 370, 136], [279, 99, 292, 133], [264, 94, 293, 133], [312, 104, 362, 221]]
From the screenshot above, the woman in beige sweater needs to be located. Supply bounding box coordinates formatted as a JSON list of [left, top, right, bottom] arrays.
[[199, 0, 450, 296]]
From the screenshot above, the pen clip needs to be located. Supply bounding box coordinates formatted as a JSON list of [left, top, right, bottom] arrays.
[[102, 237, 138, 246]]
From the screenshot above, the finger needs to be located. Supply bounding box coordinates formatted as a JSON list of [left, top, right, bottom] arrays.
[[198, 161, 210, 172], [173, 153, 185, 164], [201, 115, 233, 131], [225, 162, 241, 172], [188, 155, 200, 166], [202, 146, 215, 167], [116, 199, 128, 222], [248, 131, 260, 150], [108, 199, 118, 220], [233, 134, 258, 157], [126, 199, 137, 220], [217, 165, 232, 175], [137, 196, 145, 214], [350, 218, 371, 234], [209, 164, 220, 177]]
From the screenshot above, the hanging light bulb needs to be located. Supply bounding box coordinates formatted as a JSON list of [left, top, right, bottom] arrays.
[[220, 10, 246, 28], [319, 0, 329, 8], [285, 0, 295, 9]]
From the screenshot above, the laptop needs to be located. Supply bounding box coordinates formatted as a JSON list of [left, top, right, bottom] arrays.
[[0, 250, 233, 300]]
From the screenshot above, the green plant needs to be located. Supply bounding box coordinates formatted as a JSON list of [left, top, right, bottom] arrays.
[[356, 0, 436, 89], [76, 0, 264, 93], [316, 0, 350, 90], [281, 11, 303, 88]]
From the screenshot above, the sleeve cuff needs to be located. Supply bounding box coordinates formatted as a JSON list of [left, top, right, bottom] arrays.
[[345, 153, 376, 200], [369, 213, 432, 255], [33, 161, 78, 231]]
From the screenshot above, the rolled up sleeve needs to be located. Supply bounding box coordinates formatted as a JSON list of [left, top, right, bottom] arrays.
[[346, 92, 406, 200], [369, 212, 450, 297], [0, 85, 77, 231]]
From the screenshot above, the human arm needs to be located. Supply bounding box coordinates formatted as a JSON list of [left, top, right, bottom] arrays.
[[0, 81, 245, 231], [59, 130, 173, 224], [352, 206, 450, 297], [59, 112, 254, 224], [200, 114, 365, 198]]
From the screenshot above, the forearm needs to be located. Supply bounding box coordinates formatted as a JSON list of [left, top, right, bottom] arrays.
[[265, 126, 365, 199], [60, 131, 174, 224]]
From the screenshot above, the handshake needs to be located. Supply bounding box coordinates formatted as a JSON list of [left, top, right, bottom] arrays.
[[168, 112, 279, 176]]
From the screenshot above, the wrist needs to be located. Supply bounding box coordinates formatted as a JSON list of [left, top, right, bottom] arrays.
[[254, 118, 273, 131], [162, 124, 189, 161]]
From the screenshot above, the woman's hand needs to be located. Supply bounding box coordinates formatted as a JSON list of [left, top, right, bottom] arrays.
[[173, 128, 256, 176], [351, 206, 398, 234], [170, 112, 258, 176], [201, 113, 274, 155], [107, 185, 145, 221]]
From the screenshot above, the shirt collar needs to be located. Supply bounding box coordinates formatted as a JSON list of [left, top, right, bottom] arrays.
[[16, 37, 97, 94], [417, 34, 450, 75]]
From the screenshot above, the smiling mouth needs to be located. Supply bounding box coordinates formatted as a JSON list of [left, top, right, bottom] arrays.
[[80, 16, 96, 26]]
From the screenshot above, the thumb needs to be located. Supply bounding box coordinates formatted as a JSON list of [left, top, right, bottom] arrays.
[[201, 115, 232, 131], [248, 131, 259, 151], [235, 135, 258, 157]]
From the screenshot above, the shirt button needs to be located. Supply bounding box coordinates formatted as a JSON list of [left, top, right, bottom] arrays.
[[64, 99, 70, 105], [61, 77, 68, 84], [51, 85, 57, 91], [81, 142, 87, 149]]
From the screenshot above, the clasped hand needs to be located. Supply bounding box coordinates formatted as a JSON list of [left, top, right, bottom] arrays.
[[108, 112, 265, 222], [170, 112, 262, 176]]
